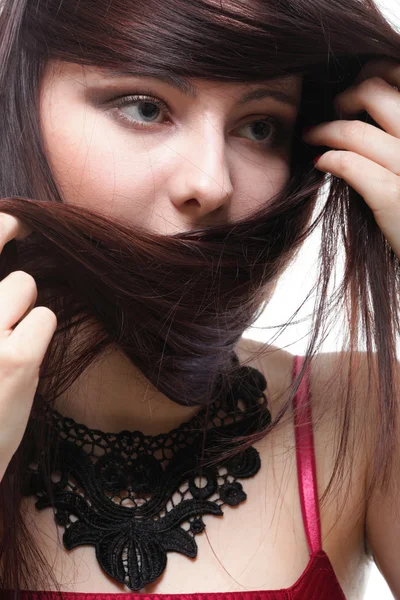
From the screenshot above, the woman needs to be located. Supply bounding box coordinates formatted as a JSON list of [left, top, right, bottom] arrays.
[[0, 0, 399, 598]]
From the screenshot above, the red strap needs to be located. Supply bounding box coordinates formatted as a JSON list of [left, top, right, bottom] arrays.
[[292, 354, 322, 555]]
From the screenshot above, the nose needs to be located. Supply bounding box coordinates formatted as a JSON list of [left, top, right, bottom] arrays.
[[168, 121, 234, 217]]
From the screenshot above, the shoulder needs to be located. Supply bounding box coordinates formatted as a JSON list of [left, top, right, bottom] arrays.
[[239, 336, 373, 414], [235, 337, 371, 429], [235, 337, 372, 506]]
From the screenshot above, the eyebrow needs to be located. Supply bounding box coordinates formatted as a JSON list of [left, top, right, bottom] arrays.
[[105, 70, 300, 108]]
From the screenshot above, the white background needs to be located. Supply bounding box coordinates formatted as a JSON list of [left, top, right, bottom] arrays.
[[244, 2, 399, 595]]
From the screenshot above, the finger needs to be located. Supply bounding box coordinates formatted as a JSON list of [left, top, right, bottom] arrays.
[[6, 306, 58, 366], [0, 213, 33, 249], [303, 120, 400, 175], [315, 150, 400, 259], [352, 58, 400, 87], [334, 78, 400, 138], [0, 271, 38, 333]]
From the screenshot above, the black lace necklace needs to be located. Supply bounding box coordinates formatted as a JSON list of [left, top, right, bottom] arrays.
[[22, 358, 271, 592]]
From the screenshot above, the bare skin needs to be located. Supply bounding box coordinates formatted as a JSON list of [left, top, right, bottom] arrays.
[[23, 341, 371, 598], [19, 60, 373, 598], [37, 59, 302, 435]]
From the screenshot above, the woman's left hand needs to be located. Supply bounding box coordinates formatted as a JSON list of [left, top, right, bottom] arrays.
[[302, 58, 400, 260]]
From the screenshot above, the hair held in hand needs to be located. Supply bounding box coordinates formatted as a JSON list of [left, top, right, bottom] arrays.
[[0, 0, 400, 595]]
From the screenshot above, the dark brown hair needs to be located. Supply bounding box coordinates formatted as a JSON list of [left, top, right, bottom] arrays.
[[0, 0, 399, 596]]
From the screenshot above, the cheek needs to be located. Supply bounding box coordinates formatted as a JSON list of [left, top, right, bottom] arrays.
[[39, 102, 164, 225], [228, 153, 290, 220]]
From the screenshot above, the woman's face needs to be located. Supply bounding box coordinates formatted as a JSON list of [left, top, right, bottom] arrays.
[[39, 60, 302, 235]]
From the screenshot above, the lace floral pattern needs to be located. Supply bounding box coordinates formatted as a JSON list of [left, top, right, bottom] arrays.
[[21, 363, 270, 592]]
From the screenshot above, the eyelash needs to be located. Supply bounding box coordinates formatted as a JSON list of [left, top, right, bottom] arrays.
[[107, 88, 290, 149]]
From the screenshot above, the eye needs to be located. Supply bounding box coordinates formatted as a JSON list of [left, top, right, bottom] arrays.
[[107, 91, 291, 148], [108, 90, 171, 129], [236, 117, 288, 147]]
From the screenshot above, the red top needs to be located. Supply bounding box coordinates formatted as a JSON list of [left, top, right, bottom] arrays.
[[7, 355, 347, 599]]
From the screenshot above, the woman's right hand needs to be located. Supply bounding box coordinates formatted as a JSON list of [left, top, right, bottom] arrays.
[[0, 213, 58, 482]]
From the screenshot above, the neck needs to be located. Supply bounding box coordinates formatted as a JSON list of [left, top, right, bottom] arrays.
[[43, 346, 207, 436]]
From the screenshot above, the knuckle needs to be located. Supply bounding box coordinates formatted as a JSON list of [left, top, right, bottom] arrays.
[[387, 177, 400, 202], [35, 306, 57, 326], [360, 76, 387, 93], [10, 270, 37, 292], [0, 215, 11, 238], [13, 272, 38, 304], [11, 270, 34, 283], [0, 213, 23, 239], [341, 120, 364, 141], [331, 150, 354, 171], [0, 212, 15, 227]]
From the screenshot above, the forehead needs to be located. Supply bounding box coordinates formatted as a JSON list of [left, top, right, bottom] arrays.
[[43, 61, 303, 108], [108, 68, 302, 98], [191, 74, 303, 104], [102, 62, 302, 90]]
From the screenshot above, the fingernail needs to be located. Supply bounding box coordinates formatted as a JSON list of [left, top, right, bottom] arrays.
[[313, 155, 323, 165]]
